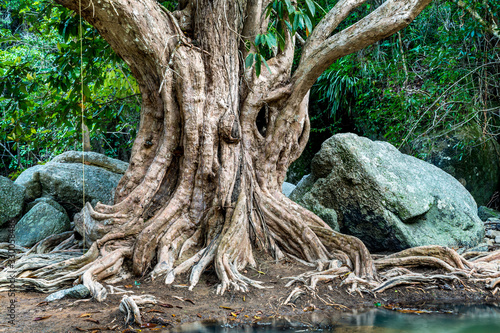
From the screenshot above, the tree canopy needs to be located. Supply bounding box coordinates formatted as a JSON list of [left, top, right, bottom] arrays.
[[1, 0, 498, 182]]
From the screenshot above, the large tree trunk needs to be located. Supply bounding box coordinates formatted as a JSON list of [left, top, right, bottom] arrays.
[[2, 0, 435, 300]]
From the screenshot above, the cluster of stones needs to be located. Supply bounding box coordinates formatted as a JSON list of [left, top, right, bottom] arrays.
[[0, 151, 127, 248]]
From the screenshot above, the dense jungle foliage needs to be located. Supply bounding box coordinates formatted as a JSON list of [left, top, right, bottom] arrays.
[[1, 0, 499, 182]]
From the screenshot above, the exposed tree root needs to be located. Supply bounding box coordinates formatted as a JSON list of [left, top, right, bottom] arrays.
[[0, 243, 26, 259], [119, 294, 157, 325], [282, 286, 305, 305], [279, 244, 500, 297], [488, 277, 500, 289], [3, 204, 499, 300], [472, 249, 500, 263], [379, 246, 471, 269], [373, 274, 460, 293]]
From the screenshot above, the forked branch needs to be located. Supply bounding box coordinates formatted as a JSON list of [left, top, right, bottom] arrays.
[[54, 0, 182, 82], [289, 0, 432, 104]]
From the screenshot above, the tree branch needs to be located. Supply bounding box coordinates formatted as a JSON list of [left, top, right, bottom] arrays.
[[302, 0, 369, 60], [54, 0, 181, 87], [289, 0, 432, 104], [454, 0, 500, 39], [241, 0, 272, 59]]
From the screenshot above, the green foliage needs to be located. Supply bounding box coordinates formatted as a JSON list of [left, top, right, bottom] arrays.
[[1, 0, 498, 187], [349, 0, 499, 149], [0, 0, 141, 177], [245, 0, 322, 76], [314, 56, 360, 121], [288, 0, 500, 183]]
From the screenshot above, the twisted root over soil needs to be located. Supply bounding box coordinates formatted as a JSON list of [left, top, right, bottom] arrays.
[[1, 205, 499, 303], [0, 188, 376, 299], [281, 245, 500, 299]]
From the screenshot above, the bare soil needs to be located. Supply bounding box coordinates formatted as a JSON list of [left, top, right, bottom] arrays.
[[0, 254, 497, 333]]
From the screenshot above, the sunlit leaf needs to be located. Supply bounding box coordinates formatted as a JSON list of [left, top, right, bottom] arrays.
[[245, 53, 254, 68]]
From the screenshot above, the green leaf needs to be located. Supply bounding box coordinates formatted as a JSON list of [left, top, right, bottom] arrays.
[[277, 1, 283, 18], [261, 55, 271, 74], [255, 34, 262, 46], [304, 15, 313, 35], [83, 84, 91, 98], [19, 84, 28, 94], [305, 0, 315, 17], [245, 53, 255, 68], [284, 0, 294, 15], [265, 1, 274, 18], [265, 33, 277, 48], [293, 13, 301, 32], [277, 25, 286, 51], [255, 54, 261, 77]]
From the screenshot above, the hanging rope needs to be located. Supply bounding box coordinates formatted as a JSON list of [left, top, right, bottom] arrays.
[[79, 0, 86, 251]]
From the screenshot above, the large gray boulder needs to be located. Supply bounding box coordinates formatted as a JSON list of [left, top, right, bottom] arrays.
[[51, 151, 128, 174], [290, 174, 340, 231], [411, 124, 500, 206], [14, 164, 45, 201], [0, 176, 25, 227], [291, 133, 484, 252], [14, 202, 71, 247], [14, 151, 127, 217], [37, 162, 122, 216]]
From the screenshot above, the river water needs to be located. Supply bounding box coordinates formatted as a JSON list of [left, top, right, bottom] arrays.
[[174, 304, 500, 333]]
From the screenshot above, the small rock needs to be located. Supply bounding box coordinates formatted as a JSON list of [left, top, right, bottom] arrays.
[[45, 284, 90, 302], [478, 206, 500, 221], [282, 182, 296, 197], [464, 243, 489, 253], [485, 218, 500, 231], [496, 236, 500, 244], [486, 230, 500, 238], [25, 197, 67, 216]]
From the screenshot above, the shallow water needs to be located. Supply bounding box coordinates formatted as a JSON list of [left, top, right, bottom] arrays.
[[174, 304, 500, 333]]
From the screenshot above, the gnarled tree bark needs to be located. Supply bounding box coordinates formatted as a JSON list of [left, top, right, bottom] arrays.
[[1, 0, 435, 299]]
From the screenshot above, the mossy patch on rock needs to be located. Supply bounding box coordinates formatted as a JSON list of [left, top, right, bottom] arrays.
[[14, 202, 71, 247], [292, 133, 484, 252], [411, 123, 500, 206]]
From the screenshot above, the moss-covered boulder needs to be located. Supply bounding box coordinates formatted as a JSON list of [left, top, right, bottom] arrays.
[[411, 124, 500, 206], [14, 151, 127, 217], [14, 202, 71, 247], [292, 133, 484, 252], [0, 176, 25, 227], [478, 206, 500, 221]]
